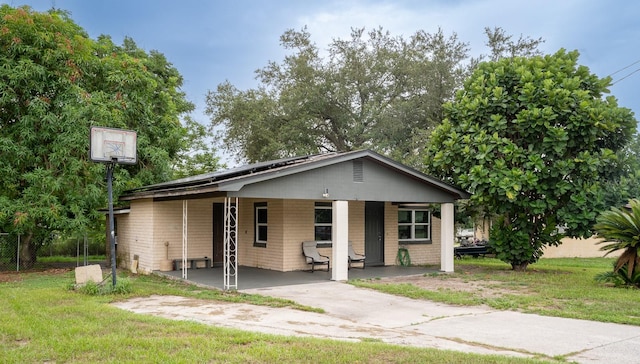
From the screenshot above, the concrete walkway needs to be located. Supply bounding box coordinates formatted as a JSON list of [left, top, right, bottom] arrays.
[[113, 281, 640, 363]]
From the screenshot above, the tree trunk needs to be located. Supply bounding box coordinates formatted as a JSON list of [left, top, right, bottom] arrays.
[[511, 262, 529, 271], [19, 232, 36, 269]]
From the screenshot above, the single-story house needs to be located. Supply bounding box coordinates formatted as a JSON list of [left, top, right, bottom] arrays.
[[113, 149, 470, 289]]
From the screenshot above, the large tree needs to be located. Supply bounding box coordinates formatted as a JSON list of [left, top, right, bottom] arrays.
[[206, 27, 543, 166], [0, 6, 194, 266], [426, 49, 636, 270], [172, 116, 226, 179], [206, 26, 471, 165]]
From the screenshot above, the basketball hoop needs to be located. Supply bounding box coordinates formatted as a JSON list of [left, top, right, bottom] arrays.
[[90, 127, 137, 164], [90, 126, 138, 287]]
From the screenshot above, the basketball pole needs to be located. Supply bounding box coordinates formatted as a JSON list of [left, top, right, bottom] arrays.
[[90, 126, 136, 287], [106, 161, 117, 287]]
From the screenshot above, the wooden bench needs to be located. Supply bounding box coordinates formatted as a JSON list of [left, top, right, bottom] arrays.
[[172, 257, 212, 270]]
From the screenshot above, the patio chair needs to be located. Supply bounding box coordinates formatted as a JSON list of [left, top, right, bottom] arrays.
[[302, 241, 330, 272], [348, 242, 366, 269]]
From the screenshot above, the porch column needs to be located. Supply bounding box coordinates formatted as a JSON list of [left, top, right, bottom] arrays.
[[331, 200, 349, 281], [440, 202, 455, 273], [182, 200, 188, 279]]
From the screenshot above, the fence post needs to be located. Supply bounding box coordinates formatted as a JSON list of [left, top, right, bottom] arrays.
[[16, 234, 20, 272], [84, 233, 88, 266]]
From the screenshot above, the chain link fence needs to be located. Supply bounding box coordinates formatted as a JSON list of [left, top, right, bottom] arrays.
[[0, 232, 106, 272], [0, 233, 24, 272]]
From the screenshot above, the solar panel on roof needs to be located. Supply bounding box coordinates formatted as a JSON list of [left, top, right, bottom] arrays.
[[127, 155, 312, 192]]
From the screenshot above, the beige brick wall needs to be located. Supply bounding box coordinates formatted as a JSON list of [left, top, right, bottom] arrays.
[[384, 202, 398, 266], [242, 199, 260, 268], [235, 198, 252, 267], [119, 198, 218, 273], [279, 201, 443, 269], [234, 198, 342, 272], [284, 200, 316, 271], [116, 199, 155, 273], [400, 216, 441, 266], [186, 198, 215, 263], [237, 198, 286, 271], [114, 213, 130, 268], [428, 216, 442, 265], [280, 200, 366, 272], [159, 198, 215, 268], [267, 199, 284, 270], [386, 204, 442, 267], [349, 201, 365, 256], [118, 197, 446, 273], [152, 200, 183, 270]]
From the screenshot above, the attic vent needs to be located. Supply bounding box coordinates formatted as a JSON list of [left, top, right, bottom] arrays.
[[353, 160, 364, 182]]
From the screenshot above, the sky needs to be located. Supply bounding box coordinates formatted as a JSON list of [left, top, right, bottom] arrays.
[[3, 0, 640, 163]]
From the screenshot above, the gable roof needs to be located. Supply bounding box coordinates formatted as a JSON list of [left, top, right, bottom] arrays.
[[120, 150, 470, 202]]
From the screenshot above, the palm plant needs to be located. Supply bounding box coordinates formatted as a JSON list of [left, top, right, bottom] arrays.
[[593, 199, 640, 288]]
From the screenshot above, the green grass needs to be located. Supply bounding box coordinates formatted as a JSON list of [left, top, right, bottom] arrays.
[[38, 255, 106, 263], [352, 257, 640, 325], [0, 270, 553, 363]]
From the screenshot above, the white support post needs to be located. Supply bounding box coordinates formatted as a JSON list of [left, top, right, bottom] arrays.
[[331, 200, 349, 281], [182, 200, 188, 279], [440, 202, 455, 272]]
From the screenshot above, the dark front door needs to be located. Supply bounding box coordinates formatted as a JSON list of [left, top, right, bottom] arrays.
[[365, 201, 385, 266], [212, 203, 224, 267]]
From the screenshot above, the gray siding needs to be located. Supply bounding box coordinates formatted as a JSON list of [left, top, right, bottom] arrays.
[[227, 159, 457, 203]]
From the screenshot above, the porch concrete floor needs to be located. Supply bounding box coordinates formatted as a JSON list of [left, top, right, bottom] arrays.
[[157, 265, 436, 290]]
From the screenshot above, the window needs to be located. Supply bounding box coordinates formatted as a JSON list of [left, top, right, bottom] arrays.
[[398, 207, 431, 242], [314, 202, 332, 241], [254, 202, 267, 247]]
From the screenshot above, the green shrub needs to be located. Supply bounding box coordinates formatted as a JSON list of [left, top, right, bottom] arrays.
[[77, 281, 102, 295], [106, 278, 132, 295], [593, 199, 640, 288], [595, 264, 640, 288], [74, 277, 132, 295]]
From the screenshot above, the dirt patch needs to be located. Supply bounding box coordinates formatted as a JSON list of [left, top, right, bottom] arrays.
[[0, 271, 22, 283], [0, 268, 71, 283], [373, 266, 530, 299]]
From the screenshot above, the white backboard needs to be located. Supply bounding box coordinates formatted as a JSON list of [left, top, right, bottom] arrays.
[[90, 127, 137, 164]]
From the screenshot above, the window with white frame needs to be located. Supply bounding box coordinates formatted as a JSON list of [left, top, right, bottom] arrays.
[[314, 202, 332, 241], [398, 207, 431, 242], [254, 202, 267, 247]]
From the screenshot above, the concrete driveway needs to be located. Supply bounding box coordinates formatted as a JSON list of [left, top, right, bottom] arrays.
[[113, 281, 640, 363]]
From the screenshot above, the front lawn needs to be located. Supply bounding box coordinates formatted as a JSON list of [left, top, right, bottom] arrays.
[[352, 257, 640, 325], [0, 269, 551, 363]]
